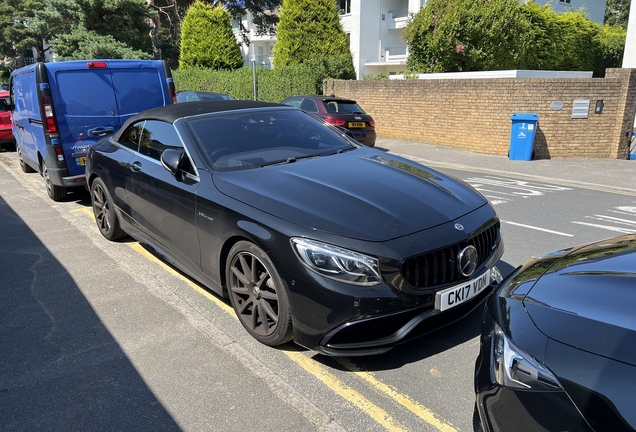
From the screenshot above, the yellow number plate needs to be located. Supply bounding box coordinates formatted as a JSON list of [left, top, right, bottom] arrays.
[[79, 157, 86, 166], [348, 122, 365, 128]]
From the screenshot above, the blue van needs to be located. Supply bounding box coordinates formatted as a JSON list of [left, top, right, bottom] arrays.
[[10, 59, 175, 201]]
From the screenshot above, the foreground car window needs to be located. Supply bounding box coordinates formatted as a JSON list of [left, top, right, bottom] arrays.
[[186, 109, 356, 171]]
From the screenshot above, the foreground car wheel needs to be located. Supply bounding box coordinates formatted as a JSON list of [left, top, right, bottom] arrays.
[[226, 241, 293, 346], [42, 161, 66, 201], [91, 177, 125, 241]]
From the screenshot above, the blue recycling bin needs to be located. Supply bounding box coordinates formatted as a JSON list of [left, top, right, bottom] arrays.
[[509, 113, 539, 161]]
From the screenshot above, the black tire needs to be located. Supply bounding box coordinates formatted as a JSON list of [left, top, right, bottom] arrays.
[[18, 146, 35, 173], [90, 177, 125, 241], [473, 404, 484, 432], [41, 160, 66, 201], [226, 241, 293, 346]]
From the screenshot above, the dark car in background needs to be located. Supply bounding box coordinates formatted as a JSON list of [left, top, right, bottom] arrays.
[[86, 100, 503, 356], [474, 234, 636, 431], [177, 91, 233, 103], [281, 95, 376, 146], [0, 90, 14, 151]]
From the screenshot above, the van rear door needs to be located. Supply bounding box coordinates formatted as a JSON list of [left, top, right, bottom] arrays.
[[49, 60, 171, 177]]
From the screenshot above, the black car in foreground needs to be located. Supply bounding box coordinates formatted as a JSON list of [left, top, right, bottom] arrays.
[[475, 234, 636, 431], [86, 100, 503, 355]]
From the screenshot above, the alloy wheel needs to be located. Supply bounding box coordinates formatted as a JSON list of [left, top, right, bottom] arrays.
[[92, 182, 112, 235], [229, 252, 280, 337]]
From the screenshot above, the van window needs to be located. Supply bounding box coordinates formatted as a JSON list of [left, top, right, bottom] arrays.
[[56, 70, 117, 116], [119, 122, 145, 151], [13, 72, 38, 115], [111, 70, 166, 116]]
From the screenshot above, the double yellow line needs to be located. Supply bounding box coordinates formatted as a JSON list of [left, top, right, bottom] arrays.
[[77, 206, 457, 432]]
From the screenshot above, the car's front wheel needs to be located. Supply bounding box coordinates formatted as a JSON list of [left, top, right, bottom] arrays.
[[226, 241, 293, 346], [90, 177, 125, 241]]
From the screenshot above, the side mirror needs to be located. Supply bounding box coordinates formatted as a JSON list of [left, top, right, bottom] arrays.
[[161, 149, 184, 177], [0, 100, 9, 112]]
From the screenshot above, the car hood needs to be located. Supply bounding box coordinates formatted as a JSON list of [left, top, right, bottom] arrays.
[[524, 235, 636, 366], [212, 148, 487, 241]]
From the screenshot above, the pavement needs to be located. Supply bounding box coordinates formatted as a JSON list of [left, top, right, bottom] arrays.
[[376, 138, 636, 195]]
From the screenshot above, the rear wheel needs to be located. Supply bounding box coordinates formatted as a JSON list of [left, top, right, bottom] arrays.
[[91, 177, 125, 241], [226, 241, 293, 346], [42, 160, 66, 201], [18, 146, 35, 173]]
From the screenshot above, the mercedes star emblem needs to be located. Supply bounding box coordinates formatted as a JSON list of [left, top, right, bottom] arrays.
[[457, 245, 478, 277]]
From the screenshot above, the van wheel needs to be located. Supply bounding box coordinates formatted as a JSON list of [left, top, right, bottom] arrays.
[[18, 147, 35, 173], [90, 177, 125, 241], [42, 161, 66, 201]]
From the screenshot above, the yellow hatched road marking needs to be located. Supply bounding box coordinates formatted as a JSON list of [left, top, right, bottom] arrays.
[[75, 204, 447, 431]]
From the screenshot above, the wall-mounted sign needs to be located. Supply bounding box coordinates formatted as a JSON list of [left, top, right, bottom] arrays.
[[550, 101, 564, 111]]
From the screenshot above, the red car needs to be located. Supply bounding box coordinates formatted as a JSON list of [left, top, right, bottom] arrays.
[[281, 95, 376, 147], [0, 90, 15, 151]]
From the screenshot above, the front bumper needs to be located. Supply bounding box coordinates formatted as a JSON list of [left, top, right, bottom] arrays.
[[271, 212, 504, 356]]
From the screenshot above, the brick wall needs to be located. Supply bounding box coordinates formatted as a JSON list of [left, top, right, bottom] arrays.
[[325, 68, 636, 159]]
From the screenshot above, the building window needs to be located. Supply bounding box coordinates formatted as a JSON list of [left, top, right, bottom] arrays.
[[338, 0, 351, 14], [559, 0, 571, 3]]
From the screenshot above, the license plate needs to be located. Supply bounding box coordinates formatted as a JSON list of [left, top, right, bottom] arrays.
[[348, 122, 365, 128], [78, 157, 86, 166], [435, 270, 492, 311]]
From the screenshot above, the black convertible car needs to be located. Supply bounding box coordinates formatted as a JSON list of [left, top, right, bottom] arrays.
[[475, 234, 636, 431], [86, 100, 503, 355]]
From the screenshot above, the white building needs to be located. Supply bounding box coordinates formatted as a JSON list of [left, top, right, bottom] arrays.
[[234, 0, 607, 79]]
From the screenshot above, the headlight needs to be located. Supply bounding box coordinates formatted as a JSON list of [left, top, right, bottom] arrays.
[[491, 323, 562, 391], [291, 238, 382, 286]]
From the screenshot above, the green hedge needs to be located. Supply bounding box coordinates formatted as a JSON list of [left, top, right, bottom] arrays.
[[173, 58, 354, 102]]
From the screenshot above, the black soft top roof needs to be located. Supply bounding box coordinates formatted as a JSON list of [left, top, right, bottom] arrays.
[[113, 100, 285, 141]]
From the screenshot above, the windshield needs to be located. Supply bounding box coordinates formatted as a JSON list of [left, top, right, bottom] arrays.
[[186, 108, 357, 171]]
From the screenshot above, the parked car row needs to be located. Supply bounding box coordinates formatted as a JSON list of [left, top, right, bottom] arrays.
[[5, 59, 634, 431]]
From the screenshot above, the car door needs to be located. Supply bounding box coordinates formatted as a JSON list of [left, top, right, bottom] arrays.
[[126, 120, 201, 272]]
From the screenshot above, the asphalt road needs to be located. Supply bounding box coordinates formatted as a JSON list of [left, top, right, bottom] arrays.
[[1, 142, 635, 432]]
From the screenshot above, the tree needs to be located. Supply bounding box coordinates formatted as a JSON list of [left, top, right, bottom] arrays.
[[0, 0, 47, 63], [211, 0, 281, 46], [404, 0, 626, 76], [31, 0, 153, 60], [179, 1, 244, 70], [52, 28, 152, 60], [404, 0, 533, 73], [605, 0, 630, 30], [273, 0, 354, 78]]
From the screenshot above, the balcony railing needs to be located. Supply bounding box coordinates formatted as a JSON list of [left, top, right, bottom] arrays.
[[384, 46, 408, 62], [388, 8, 408, 18]]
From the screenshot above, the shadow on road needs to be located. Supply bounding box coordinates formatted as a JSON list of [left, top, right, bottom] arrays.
[[0, 195, 180, 430]]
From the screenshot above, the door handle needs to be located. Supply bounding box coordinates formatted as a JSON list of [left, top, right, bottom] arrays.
[[131, 161, 142, 172], [89, 127, 114, 137]]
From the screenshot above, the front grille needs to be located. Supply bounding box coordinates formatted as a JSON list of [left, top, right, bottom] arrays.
[[401, 222, 500, 289]]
